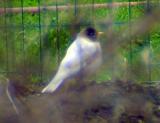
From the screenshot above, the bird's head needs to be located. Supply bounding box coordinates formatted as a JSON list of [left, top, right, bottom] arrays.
[[79, 27, 103, 41]]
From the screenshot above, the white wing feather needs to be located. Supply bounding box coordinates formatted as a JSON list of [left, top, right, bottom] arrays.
[[42, 41, 81, 93]]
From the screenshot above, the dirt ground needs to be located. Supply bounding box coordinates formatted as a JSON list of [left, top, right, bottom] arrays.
[[1, 79, 160, 123]]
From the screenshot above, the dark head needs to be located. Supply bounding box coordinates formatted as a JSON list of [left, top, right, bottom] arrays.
[[84, 27, 97, 41], [79, 27, 98, 41]]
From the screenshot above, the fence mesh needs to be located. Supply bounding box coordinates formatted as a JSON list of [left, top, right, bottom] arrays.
[[0, 0, 159, 85]]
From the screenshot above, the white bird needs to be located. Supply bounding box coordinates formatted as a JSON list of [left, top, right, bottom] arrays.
[[42, 27, 102, 93]]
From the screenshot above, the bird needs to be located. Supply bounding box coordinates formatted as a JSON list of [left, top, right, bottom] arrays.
[[42, 27, 103, 93]]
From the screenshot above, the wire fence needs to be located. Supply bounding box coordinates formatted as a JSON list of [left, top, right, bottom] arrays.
[[0, 0, 159, 85]]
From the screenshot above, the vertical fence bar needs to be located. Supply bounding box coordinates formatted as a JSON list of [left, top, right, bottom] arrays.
[[4, 0, 9, 76], [128, 0, 132, 62], [91, 0, 95, 25], [74, 0, 78, 17], [56, 0, 60, 64], [107, 0, 115, 79], [145, 34, 151, 82], [146, 0, 152, 82], [38, 0, 43, 82], [10, 1, 15, 73], [21, 0, 25, 68], [74, 0, 79, 31], [128, 0, 133, 80]]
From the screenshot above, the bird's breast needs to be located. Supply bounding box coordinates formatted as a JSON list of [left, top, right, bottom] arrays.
[[78, 41, 102, 75]]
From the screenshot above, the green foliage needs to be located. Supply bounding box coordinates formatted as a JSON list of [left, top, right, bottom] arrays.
[[0, 0, 160, 84]]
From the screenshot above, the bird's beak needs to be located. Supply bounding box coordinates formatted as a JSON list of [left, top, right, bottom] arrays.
[[98, 31, 104, 36]]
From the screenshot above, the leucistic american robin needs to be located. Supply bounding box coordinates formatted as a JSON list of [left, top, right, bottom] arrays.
[[42, 27, 103, 93]]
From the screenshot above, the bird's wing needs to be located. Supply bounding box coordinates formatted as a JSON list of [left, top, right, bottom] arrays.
[[61, 40, 82, 71], [42, 41, 81, 93]]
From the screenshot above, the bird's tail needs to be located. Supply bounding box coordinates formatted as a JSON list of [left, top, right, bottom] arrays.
[[41, 75, 64, 93]]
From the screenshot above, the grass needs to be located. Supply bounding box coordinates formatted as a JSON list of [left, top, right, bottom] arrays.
[[0, 0, 160, 84]]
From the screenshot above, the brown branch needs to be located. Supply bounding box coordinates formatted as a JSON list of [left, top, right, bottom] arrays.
[[0, 1, 146, 14]]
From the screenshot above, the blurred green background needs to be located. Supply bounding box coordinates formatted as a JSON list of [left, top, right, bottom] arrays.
[[0, 0, 160, 86]]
